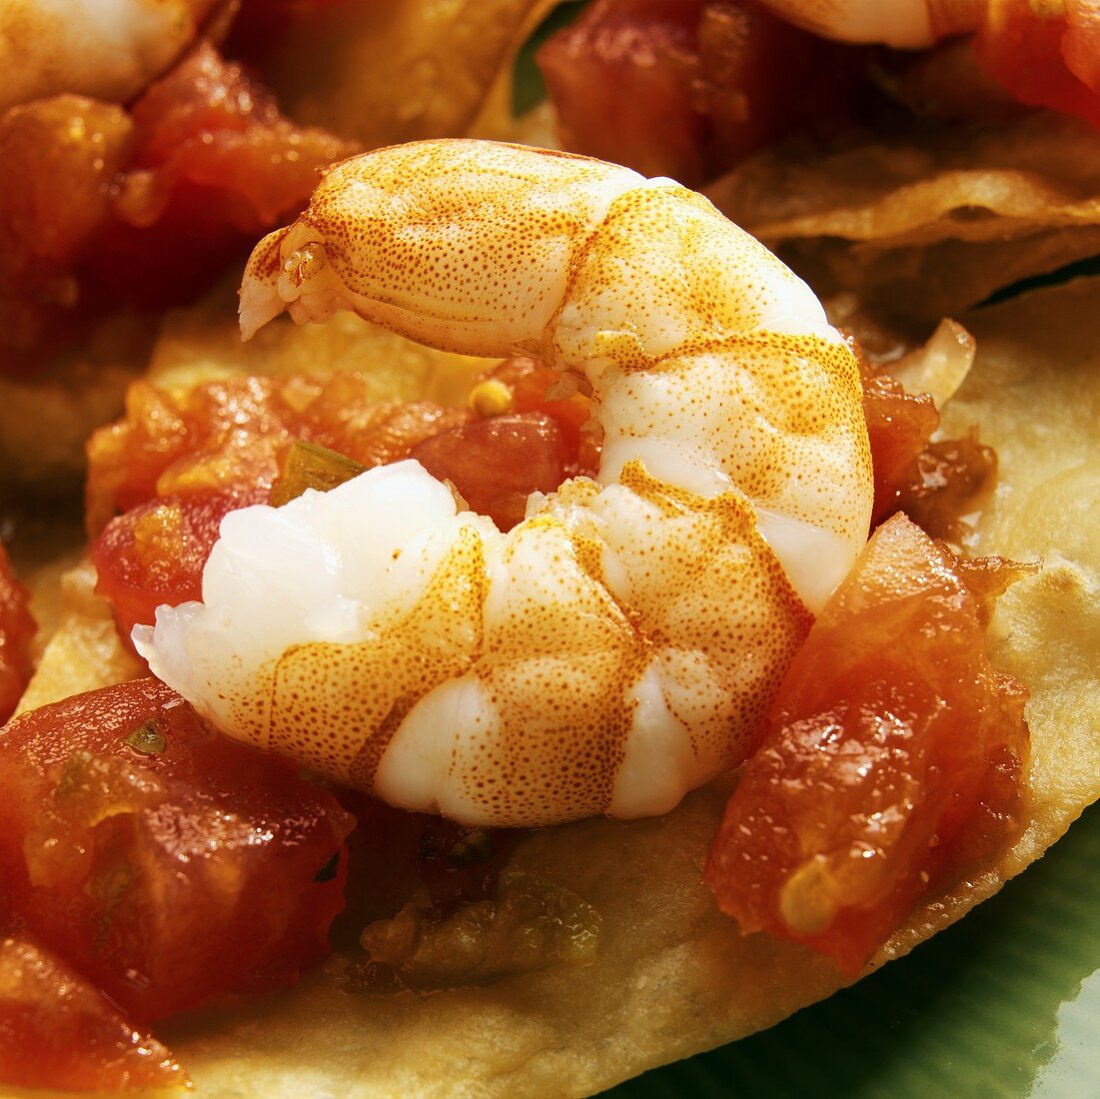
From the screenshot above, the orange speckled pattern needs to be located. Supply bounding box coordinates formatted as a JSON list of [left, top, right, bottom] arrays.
[[142, 139, 872, 825], [268, 526, 487, 785], [241, 140, 644, 352], [597, 335, 871, 546]]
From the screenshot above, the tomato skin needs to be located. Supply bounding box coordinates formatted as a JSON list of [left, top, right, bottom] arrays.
[[974, 0, 1100, 128], [0, 932, 187, 1092], [93, 490, 264, 641], [411, 412, 572, 531], [0, 678, 354, 1019], [537, 0, 855, 186], [0, 543, 35, 723], [538, 0, 711, 184], [706, 515, 1029, 975], [86, 43, 358, 308]]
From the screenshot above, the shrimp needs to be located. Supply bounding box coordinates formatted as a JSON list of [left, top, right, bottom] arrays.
[[0, 0, 227, 114], [135, 139, 873, 828], [752, 0, 984, 47]]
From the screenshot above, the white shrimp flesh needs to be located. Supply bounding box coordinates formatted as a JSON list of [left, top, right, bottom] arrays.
[[136, 139, 873, 828]]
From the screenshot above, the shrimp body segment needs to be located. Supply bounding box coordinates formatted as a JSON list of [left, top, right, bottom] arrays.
[[0, 0, 224, 113], [137, 140, 873, 828]]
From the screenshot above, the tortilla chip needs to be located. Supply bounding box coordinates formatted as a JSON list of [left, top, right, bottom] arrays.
[[8, 275, 1099, 1098], [707, 113, 1100, 330], [0, 316, 156, 493], [252, 0, 557, 150], [14, 558, 142, 718], [144, 299, 490, 411]]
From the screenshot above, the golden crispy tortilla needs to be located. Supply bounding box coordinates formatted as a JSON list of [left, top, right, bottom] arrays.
[[707, 112, 1100, 332], [0, 316, 157, 493], [11, 275, 1100, 1098], [250, 0, 557, 149]]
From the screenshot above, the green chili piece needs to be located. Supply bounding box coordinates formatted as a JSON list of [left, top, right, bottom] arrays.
[[123, 719, 167, 756], [271, 440, 367, 506]]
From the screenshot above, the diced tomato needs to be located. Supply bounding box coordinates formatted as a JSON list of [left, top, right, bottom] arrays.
[[537, 0, 855, 185], [973, 0, 1100, 129], [860, 371, 941, 523], [0, 542, 35, 723], [87, 376, 291, 532], [92, 490, 265, 641], [0, 44, 355, 378], [0, 932, 187, 1093], [694, 0, 856, 167], [411, 412, 573, 531], [0, 97, 134, 374], [538, 0, 711, 183], [856, 356, 996, 537], [479, 356, 601, 477], [86, 43, 358, 307], [86, 373, 467, 535], [706, 515, 1029, 975], [0, 678, 355, 1019], [896, 429, 997, 542], [0, 99, 131, 270]]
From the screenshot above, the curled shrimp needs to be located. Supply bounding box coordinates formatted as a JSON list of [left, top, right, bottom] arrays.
[[0, 0, 227, 113], [752, 0, 983, 47], [136, 139, 872, 827]]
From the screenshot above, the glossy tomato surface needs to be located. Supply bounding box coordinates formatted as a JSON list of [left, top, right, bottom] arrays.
[[0, 932, 187, 1092], [0, 678, 354, 1019], [93, 490, 260, 639], [707, 515, 1029, 975], [0, 542, 35, 723]]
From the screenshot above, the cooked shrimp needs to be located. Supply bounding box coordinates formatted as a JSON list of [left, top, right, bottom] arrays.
[[135, 139, 872, 827], [753, 0, 984, 47], [0, 0, 226, 113]]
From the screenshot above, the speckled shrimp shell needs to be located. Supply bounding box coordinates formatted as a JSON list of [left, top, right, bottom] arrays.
[[751, 0, 984, 46], [0, 0, 226, 112], [136, 139, 873, 827]]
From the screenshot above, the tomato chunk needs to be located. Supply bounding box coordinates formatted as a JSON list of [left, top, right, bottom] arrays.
[[0, 97, 134, 375], [861, 371, 941, 524], [974, 0, 1100, 129], [0, 542, 35, 723], [537, 0, 854, 185], [706, 515, 1029, 975], [857, 355, 996, 537], [895, 429, 997, 542], [0, 45, 355, 378], [482, 356, 600, 477], [93, 490, 264, 640], [86, 374, 465, 534], [0, 932, 186, 1093], [411, 412, 572, 531], [88, 43, 358, 307], [0, 678, 355, 1019], [538, 0, 711, 183]]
